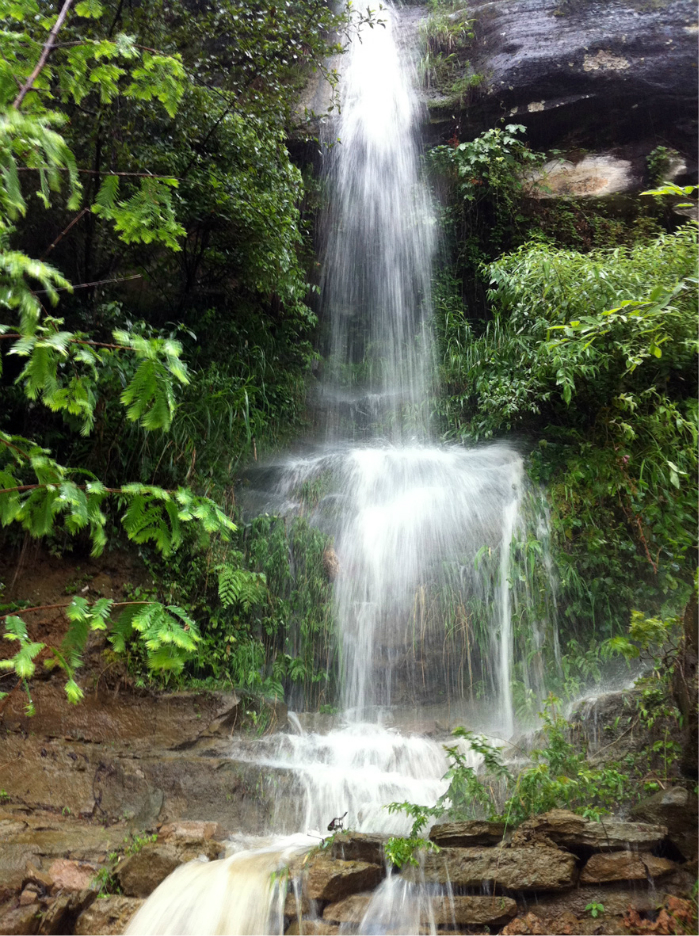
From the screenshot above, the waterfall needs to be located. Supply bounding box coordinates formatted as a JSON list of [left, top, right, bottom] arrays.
[[128, 8, 558, 934], [319, 8, 435, 439]]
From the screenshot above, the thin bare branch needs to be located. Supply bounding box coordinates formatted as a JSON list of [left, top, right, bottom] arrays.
[[13, 0, 75, 109]]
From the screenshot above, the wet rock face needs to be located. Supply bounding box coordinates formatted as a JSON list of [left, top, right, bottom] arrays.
[[426, 0, 698, 151], [73, 896, 143, 936], [511, 808, 668, 853], [404, 845, 578, 891], [293, 852, 385, 903], [329, 833, 388, 866], [116, 838, 224, 899], [429, 819, 506, 847], [581, 850, 677, 883]]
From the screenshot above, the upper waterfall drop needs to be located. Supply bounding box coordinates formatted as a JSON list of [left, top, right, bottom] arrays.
[[319, 7, 436, 440]]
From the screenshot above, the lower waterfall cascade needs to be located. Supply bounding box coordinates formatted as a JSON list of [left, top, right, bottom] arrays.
[[127, 7, 559, 935]]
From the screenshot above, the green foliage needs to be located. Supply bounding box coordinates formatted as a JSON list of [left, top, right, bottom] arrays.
[[646, 146, 681, 185], [435, 224, 697, 651], [419, 5, 475, 94], [387, 697, 634, 834], [602, 609, 680, 662], [585, 903, 605, 919], [384, 836, 438, 869], [0, 0, 376, 709]]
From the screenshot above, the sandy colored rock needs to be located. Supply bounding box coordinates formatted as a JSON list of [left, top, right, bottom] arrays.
[[159, 820, 225, 841], [296, 852, 384, 903], [323, 892, 374, 923], [116, 840, 222, 898], [21, 866, 54, 896], [524, 156, 634, 199], [322, 546, 339, 582], [74, 895, 144, 935], [429, 820, 506, 848], [404, 846, 576, 892], [286, 920, 339, 936], [0, 904, 41, 935], [512, 809, 667, 853], [330, 833, 387, 866], [47, 859, 98, 893], [581, 851, 677, 884]]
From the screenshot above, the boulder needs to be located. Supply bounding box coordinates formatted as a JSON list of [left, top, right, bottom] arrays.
[[21, 866, 54, 898], [322, 892, 373, 923], [285, 921, 339, 936], [293, 852, 384, 903], [428, 895, 518, 926], [403, 846, 577, 892], [511, 809, 667, 853], [630, 786, 698, 860], [0, 904, 41, 935], [581, 851, 677, 883], [116, 839, 222, 898], [47, 859, 98, 893], [322, 891, 517, 928], [329, 833, 388, 866], [38, 889, 96, 935], [429, 820, 506, 848], [19, 889, 39, 907], [74, 896, 144, 935]]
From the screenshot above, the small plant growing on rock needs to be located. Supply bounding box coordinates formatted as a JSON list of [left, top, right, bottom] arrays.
[[384, 836, 439, 868], [585, 902, 605, 919]]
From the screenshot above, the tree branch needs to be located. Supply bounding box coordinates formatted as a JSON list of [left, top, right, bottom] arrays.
[[0, 600, 151, 622], [13, 0, 75, 110]]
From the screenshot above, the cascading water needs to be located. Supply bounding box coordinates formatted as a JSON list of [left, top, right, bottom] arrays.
[[128, 9, 557, 934]]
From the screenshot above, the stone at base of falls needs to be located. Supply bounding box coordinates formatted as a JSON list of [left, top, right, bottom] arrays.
[[403, 846, 577, 892], [501, 910, 628, 936], [159, 820, 224, 841], [321, 892, 518, 927], [511, 809, 667, 853], [428, 895, 518, 926], [74, 896, 143, 935], [37, 889, 96, 935], [322, 892, 373, 923], [46, 860, 97, 894], [429, 820, 506, 848], [286, 920, 339, 936], [630, 786, 699, 861], [116, 838, 224, 898], [0, 904, 41, 935], [291, 853, 384, 903], [329, 833, 388, 866], [528, 880, 690, 919], [284, 890, 311, 917], [580, 851, 677, 884]]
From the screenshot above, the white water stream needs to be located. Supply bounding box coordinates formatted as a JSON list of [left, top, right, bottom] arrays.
[[128, 9, 556, 934]]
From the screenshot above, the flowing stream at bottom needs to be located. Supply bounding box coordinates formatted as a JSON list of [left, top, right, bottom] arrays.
[[127, 442, 555, 935], [127, 723, 479, 935]]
